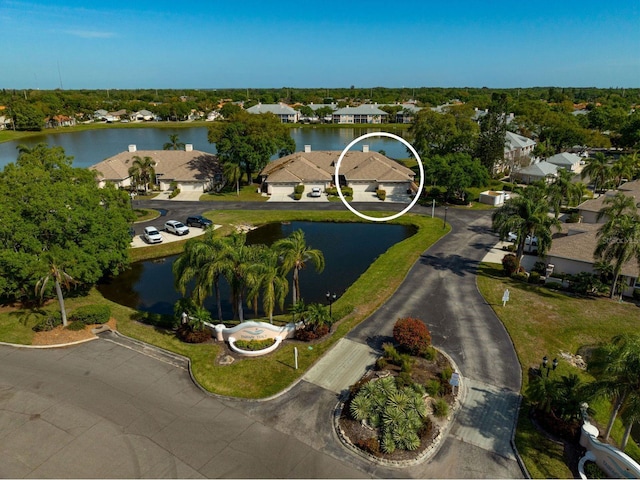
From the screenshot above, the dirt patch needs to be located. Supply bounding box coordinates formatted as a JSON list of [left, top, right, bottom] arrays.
[[32, 318, 117, 345]]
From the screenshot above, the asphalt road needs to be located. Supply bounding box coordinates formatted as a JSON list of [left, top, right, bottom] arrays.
[[1, 202, 524, 478]]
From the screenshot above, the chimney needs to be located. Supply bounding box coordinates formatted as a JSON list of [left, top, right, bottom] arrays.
[[362, 145, 369, 153], [185, 144, 193, 152], [128, 144, 136, 152], [304, 145, 311, 153]]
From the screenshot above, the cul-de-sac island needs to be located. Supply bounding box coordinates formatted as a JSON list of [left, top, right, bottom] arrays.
[[1, 87, 639, 479]]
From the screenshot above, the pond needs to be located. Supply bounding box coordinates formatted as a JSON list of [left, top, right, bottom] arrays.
[[0, 126, 411, 170], [97, 221, 415, 320]]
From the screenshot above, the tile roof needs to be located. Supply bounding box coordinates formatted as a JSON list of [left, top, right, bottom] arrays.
[[333, 105, 388, 116], [548, 223, 639, 278], [505, 131, 535, 150], [90, 149, 220, 182], [547, 152, 581, 166], [261, 150, 415, 184], [577, 179, 640, 213], [515, 161, 558, 177]]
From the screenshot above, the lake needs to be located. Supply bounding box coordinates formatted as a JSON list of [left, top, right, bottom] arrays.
[[0, 126, 412, 169], [97, 221, 415, 320]]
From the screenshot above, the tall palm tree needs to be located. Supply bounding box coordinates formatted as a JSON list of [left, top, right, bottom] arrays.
[[581, 152, 611, 194], [546, 169, 576, 219], [223, 233, 259, 322], [274, 229, 325, 305], [587, 334, 640, 441], [35, 260, 76, 327], [492, 188, 561, 270], [610, 153, 637, 188], [247, 246, 289, 324], [129, 156, 156, 193], [596, 191, 638, 223], [163, 133, 185, 150], [173, 231, 231, 321], [595, 210, 640, 298]]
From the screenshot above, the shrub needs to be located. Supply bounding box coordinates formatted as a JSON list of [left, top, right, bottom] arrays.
[[294, 184, 305, 194], [355, 437, 380, 455], [532, 261, 547, 275], [176, 324, 211, 343], [132, 311, 177, 329], [32, 311, 62, 332], [400, 354, 414, 373], [422, 345, 436, 361], [393, 317, 431, 356], [528, 271, 542, 284], [382, 342, 402, 365], [294, 324, 329, 341], [375, 357, 388, 370], [376, 189, 386, 200], [566, 212, 581, 223], [65, 321, 86, 331], [440, 366, 453, 382], [425, 379, 442, 397], [293, 192, 302, 200], [325, 187, 337, 196], [513, 272, 529, 282], [396, 372, 413, 388], [70, 305, 110, 325], [501, 254, 518, 276], [234, 338, 276, 351], [633, 289, 640, 301], [341, 186, 353, 197], [432, 398, 449, 418], [169, 188, 181, 199], [418, 416, 434, 438]]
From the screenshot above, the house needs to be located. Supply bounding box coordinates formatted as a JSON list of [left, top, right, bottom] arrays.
[[245, 103, 299, 123], [577, 179, 640, 224], [45, 115, 77, 128], [259, 145, 415, 200], [93, 109, 108, 121], [206, 110, 222, 121], [547, 152, 582, 172], [0, 115, 11, 130], [131, 109, 155, 121], [332, 105, 388, 124], [396, 104, 422, 124], [503, 131, 536, 171], [90, 144, 221, 193], [511, 161, 558, 184], [544, 223, 639, 297]]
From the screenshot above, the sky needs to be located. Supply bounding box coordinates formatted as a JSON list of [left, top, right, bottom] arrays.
[[1, 0, 639, 89]]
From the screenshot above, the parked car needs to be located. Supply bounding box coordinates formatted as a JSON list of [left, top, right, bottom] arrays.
[[507, 232, 538, 248], [143, 226, 163, 244], [310, 187, 322, 197], [186, 215, 213, 228], [165, 220, 190, 235]]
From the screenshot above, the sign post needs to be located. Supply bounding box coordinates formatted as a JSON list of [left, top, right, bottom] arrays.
[[294, 347, 298, 370], [502, 288, 510, 307]]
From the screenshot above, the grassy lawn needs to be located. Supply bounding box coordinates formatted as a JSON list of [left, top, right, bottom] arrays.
[[476, 262, 640, 477], [199, 184, 268, 202], [0, 209, 447, 399], [133, 208, 160, 222]]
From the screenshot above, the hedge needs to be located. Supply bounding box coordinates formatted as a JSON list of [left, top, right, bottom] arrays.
[[70, 304, 111, 325]]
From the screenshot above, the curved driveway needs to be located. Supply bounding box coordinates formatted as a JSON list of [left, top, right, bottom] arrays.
[[0, 202, 523, 478]]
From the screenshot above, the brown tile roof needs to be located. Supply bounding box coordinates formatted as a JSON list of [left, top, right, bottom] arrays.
[[578, 179, 640, 213], [90, 149, 220, 182], [548, 223, 640, 277], [260, 150, 415, 184]]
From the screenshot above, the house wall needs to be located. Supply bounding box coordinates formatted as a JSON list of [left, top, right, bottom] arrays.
[[578, 209, 602, 224]]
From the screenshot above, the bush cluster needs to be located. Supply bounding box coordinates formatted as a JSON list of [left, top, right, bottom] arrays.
[[169, 188, 181, 199], [376, 189, 386, 200], [65, 321, 87, 331], [294, 324, 329, 341], [528, 271, 542, 284], [393, 317, 432, 357], [32, 312, 62, 332], [175, 324, 211, 343], [294, 184, 305, 194], [70, 305, 111, 325], [325, 186, 353, 197], [501, 253, 518, 276], [234, 338, 276, 351]]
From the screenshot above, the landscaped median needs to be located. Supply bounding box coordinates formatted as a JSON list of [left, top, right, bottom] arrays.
[[0, 210, 448, 399], [476, 262, 640, 478]]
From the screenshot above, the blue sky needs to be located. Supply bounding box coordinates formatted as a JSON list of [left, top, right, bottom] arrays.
[[2, 0, 639, 89]]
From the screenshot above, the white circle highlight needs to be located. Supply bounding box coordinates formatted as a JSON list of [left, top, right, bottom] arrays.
[[334, 132, 424, 222]]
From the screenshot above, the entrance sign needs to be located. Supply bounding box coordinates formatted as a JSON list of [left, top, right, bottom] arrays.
[[502, 288, 510, 307]]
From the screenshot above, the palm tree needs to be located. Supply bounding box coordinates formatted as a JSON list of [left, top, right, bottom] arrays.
[[581, 152, 611, 194], [610, 153, 637, 188], [248, 246, 289, 323], [223, 233, 259, 322], [492, 188, 561, 270], [223, 160, 242, 196], [620, 392, 640, 451], [595, 211, 640, 298], [173, 231, 231, 321], [163, 133, 185, 151], [129, 156, 156, 193], [274, 229, 325, 305], [305, 302, 332, 331], [546, 169, 577, 218], [596, 191, 638, 223], [35, 260, 76, 327], [587, 334, 640, 441], [526, 376, 558, 414]]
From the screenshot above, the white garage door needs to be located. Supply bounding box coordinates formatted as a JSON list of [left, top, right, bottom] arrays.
[[350, 182, 376, 193], [178, 183, 203, 192]]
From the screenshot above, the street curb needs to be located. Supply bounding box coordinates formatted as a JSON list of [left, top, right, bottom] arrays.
[[0, 336, 98, 349]]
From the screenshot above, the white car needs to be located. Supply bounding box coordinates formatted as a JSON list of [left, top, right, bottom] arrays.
[[310, 187, 322, 197], [165, 220, 190, 236], [507, 232, 538, 246], [143, 226, 163, 244]]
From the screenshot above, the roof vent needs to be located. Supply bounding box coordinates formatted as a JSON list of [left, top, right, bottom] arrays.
[[128, 144, 137, 152], [304, 145, 311, 153], [362, 145, 369, 153], [185, 144, 193, 151]]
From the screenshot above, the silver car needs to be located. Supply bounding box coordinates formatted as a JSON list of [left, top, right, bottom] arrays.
[[143, 226, 163, 244], [165, 220, 189, 236]]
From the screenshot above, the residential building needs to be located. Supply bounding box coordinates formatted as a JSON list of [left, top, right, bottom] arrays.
[[332, 105, 388, 124], [246, 103, 299, 123], [259, 145, 415, 200], [577, 179, 640, 223], [90, 144, 221, 192], [546, 152, 582, 172], [511, 161, 558, 184], [503, 131, 536, 171]]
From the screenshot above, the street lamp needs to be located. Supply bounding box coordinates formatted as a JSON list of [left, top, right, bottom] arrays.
[[326, 291, 337, 317], [541, 355, 558, 377], [443, 206, 448, 229]]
